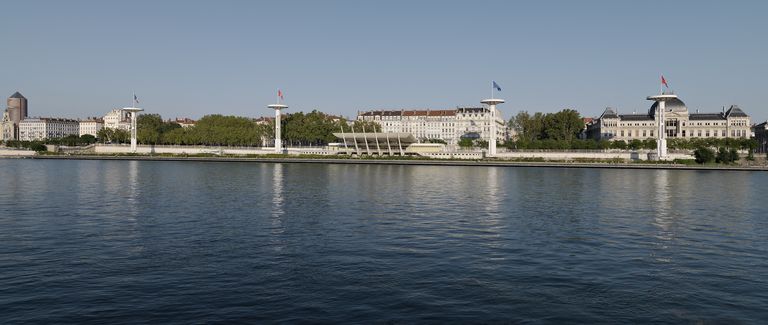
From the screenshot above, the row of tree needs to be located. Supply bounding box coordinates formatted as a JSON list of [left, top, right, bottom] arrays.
[[508, 109, 584, 143], [667, 137, 757, 151], [694, 147, 743, 164], [128, 111, 381, 147], [505, 138, 658, 150]]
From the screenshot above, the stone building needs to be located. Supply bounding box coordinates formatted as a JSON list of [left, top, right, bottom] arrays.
[[19, 118, 80, 141], [754, 121, 768, 153], [585, 96, 751, 142], [357, 107, 506, 144], [1, 110, 15, 141], [79, 118, 104, 137], [103, 108, 131, 130]]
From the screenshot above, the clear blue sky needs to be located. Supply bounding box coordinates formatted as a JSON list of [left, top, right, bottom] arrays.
[[2, 0, 767, 122]]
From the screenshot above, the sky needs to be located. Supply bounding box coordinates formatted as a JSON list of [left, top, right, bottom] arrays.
[[2, 0, 767, 122]]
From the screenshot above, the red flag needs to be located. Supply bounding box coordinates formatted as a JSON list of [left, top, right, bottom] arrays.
[[278, 90, 284, 100], [661, 75, 669, 88]]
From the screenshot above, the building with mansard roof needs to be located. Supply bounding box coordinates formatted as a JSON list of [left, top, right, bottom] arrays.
[[585, 95, 751, 142]]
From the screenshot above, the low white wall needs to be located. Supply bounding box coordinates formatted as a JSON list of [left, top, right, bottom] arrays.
[[0, 149, 36, 156], [425, 152, 484, 160], [94, 145, 335, 156], [95, 145, 277, 155], [92, 145, 695, 161], [495, 151, 693, 161]]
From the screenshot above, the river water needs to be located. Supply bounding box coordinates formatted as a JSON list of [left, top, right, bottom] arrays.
[[1, 159, 766, 323]]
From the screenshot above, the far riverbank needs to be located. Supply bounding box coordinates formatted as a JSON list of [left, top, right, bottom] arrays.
[[9, 154, 767, 172]]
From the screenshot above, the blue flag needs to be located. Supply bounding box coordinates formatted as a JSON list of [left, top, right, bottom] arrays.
[[493, 81, 501, 92]]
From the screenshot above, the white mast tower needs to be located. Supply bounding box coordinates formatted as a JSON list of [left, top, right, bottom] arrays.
[[647, 76, 675, 160], [268, 90, 288, 153], [123, 92, 144, 153], [481, 81, 504, 157]]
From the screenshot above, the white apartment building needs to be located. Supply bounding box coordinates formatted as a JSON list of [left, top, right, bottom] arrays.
[[357, 107, 506, 144], [18, 118, 80, 141], [103, 108, 131, 130], [79, 118, 104, 137]]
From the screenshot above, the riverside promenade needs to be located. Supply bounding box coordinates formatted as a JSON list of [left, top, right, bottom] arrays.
[[16, 154, 768, 172]]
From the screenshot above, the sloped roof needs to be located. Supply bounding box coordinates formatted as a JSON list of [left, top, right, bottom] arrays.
[[619, 114, 653, 121], [725, 105, 749, 118], [689, 113, 725, 121], [601, 107, 618, 119], [9, 91, 25, 99]]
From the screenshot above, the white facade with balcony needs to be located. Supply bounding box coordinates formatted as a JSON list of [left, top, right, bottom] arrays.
[[357, 107, 506, 144], [18, 118, 80, 141]]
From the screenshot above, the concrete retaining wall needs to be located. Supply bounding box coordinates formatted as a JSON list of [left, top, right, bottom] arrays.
[[0, 149, 36, 156], [495, 151, 693, 161]]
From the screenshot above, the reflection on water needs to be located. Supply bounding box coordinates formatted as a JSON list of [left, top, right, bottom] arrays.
[[1, 160, 767, 324], [651, 170, 675, 262], [126, 160, 140, 219]]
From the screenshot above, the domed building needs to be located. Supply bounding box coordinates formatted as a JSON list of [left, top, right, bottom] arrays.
[[585, 95, 751, 141]]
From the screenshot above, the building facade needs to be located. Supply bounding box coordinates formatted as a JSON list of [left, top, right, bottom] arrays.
[[19, 118, 80, 141], [1, 110, 15, 142], [754, 121, 768, 153], [357, 107, 506, 144], [103, 108, 131, 130], [79, 118, 104, 137], [585, 96, 751, 142], [174, 117, 197, 128]]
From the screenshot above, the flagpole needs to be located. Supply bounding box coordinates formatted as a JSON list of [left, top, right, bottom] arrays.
[[491, 81, 494, 99]]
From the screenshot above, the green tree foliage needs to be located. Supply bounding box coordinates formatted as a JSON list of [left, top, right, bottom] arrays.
[[509, 109, 582, 142], [694, 147, 715, 164], [611, 140, 628, 150], [97, 128, 130, 144], [282, 110, 350, 146], [29, 143, 47, 152], [628, 139, 643, 150], [80, 134, 97, 144], [341, 120, 382, 133], [458, 137, 474, 148], [137, 114, 181, 145], [162, 115, 270, 146], [667, 138, 756, 151], [716, 147, 729, 163], [729, 148, 740, 163], [4, 140, 48, 151]]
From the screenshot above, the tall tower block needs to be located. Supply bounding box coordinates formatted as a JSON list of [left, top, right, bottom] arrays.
[[481, 98, 504, 157], [646, 94, 677, 159], [268, 103, 288, 153], [7, 92, 28, 140]]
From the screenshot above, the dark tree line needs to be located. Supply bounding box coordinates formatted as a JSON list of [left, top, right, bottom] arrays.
[[131, 111, 380, 147]]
